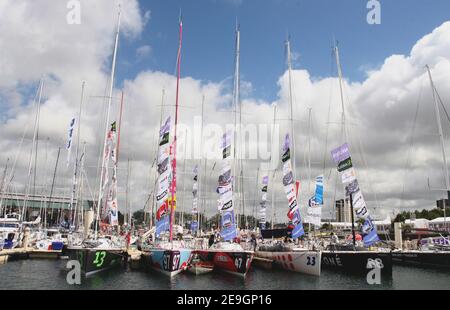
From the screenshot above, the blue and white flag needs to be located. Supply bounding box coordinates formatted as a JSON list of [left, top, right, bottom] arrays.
[[66, 117, 76, 167], [220, 210, 237, 241], [362, 216, 380, 247]]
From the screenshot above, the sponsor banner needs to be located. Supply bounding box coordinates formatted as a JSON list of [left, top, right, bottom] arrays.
[[337, 157, 353, 172], [331, 143, 350, 163], [362, 217, 380, 247], [66, 117, 76, 167], [190, 221, 198, 232], [291, 209, 305, 239], [314, 175, 324, 205], [156, 215, 170, 237], [345, 179, 360, 196], [220, 211, 237, 241], [306, 206, 322, 227], [341, 167, 357, 184]]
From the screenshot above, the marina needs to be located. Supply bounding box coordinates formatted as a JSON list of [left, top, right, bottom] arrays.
[[1, 1, 450, 292]]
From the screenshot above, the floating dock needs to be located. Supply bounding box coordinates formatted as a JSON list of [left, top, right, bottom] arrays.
[[0, 247, 63, 264]]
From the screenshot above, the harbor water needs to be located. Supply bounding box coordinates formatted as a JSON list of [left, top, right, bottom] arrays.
[[0, 259, 449, 290]]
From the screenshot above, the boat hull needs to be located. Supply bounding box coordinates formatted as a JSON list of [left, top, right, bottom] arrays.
[[145, 249, 192, 277], [195, 250, 254, 277], [68, 247, 125, 277], [321, 251, 392, 275], [255, 250, 321, 276], [392, 250, 450, 269]]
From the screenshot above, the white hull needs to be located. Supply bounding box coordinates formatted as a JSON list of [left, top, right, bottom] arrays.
[[256, 250, 321, 276]]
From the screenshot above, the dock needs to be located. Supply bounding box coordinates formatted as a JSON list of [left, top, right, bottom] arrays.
[[127, 248, 143, 270], [0, 247, 63, 264]]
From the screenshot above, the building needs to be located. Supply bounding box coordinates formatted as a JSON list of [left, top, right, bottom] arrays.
[[405, 218, 430, 229], [436, 198, 449, 210], [335, 199, 351, 223], [429, 217, 450, 232], [0, 192, 93, 224]]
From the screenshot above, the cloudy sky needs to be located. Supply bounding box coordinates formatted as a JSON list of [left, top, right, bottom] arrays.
[[1, 0, 450, 223]]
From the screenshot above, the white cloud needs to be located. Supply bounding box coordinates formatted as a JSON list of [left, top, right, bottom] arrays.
[[1, 0, 450, 223]]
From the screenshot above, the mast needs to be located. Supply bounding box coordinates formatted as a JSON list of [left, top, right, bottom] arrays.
[[22, 78, 44, 223], [286, 39, 297, 180], [180, 129, 188, 229], [233, 22, 241, 228], [116, 91, 125, 162], [198, 95, 205, 234], [307, 108, 312, 233], [169, 15, 183, 243], [47, 147, 61, 228], [334, 44, 348, 143], [334, 43, 356, 244], [270, 104, 278, 230], [126, 158, 131, 226], [95, 8, 121, 238], [426, 65, 448, 227], [71, 81, 85, 228], [253, 168, 259, 229]]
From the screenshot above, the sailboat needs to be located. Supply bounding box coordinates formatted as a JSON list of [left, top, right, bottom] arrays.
[[67, 8, 126, 277], [194, 130, 254, 277], [255, 38, 321, 276], [391, 65, 450, 268], [142, 16, 192, 277], [320, 44, 392, 275], [187, 165, 215, 275], [256, 133, 322, 276]]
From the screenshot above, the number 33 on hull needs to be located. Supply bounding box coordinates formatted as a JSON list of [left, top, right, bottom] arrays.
[[255, 250, 322, 276]]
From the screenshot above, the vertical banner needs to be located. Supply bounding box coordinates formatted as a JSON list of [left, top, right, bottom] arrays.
[[156, 117, 172, 237], [306, 175, 323, 227], [101, 122, 119, 226], [218, 131, 237, 241], [331, 143, 379, 246], [282, 134, 304, 239], [66, 117, 76, 167], [259, 175, 269, 229]]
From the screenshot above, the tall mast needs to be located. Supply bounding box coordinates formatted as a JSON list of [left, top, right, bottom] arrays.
[[307, 107, 312, 233], [334, 43, 355, 245], [198, 95, 205, 234], [426, 65, 448, 227], [180, 129, 188, 229], [71, 81, 85, 228], [95, 8, 121, 238], [116, 91, 125, 162], [334, 44, 348, 143], [233, 23, 241, 228], [22, 78, 44, 223], [271, 104, 277, 230], [126, 158, 130, 226], [286, 39, 297, 179], [169, 14, 183, 243]]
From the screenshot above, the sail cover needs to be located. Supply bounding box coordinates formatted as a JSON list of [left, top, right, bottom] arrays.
[[306, 175, 323, 227], [218, 131, 237, 241], [331, 143, 380, 247], [191, 165, 199, 232], [155, 117, 172, 237], [259, 175, 269, 229], [282, 134, 304, 239]]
